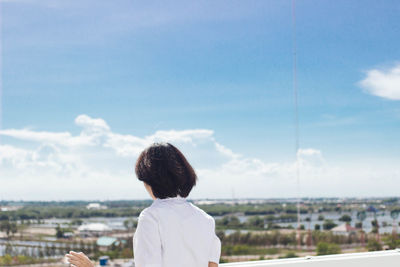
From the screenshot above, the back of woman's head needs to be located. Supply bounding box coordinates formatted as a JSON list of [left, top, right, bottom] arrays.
[[135, 143, 197, 199]]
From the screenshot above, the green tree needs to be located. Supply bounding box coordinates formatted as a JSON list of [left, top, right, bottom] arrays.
[[80, 240, 86, 254], [0, 220, 17, 239], [123, 218, 137, 230], [56, 224, 64, 238], [45, 245, 51, 257], [371, 219, 379, 233], [38, 248, 45, 258], [227, 216, 241, 227], [92, 241, 99, 254], [382, 235, 400, 249], [71, 219, 83, 226], [339, 214, 352, 222], [280, 251, 298, 258], [246, 216, 265, 229], [316, 242, 341, 255], [367, 238, 382, 251], [323, 220, 337, 230], [2, 254, 13, 265], [50, 244, 57, 256], [5, 243, 13, 255]]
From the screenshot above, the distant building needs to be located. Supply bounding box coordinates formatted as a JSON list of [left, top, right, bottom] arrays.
[[0, 206, 22, 212], [86, 203, 107, 210], [78, 223, 112, 237], [63, 232, 74, 239], [331, 223, 358, 236], [96, 236, 120, 252], [367, 205, 378, 213]]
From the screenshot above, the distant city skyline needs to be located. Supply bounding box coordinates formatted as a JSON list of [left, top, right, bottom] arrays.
[[0, 0, 399, 200]]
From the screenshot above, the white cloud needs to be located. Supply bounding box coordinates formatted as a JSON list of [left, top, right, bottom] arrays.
[[149, 129, 214, 144], [297, 148, 325, 169], [0, 129, 73, 144], [1, 114, 399, 200], [0, 145, 31, 168], [75, 114, 110, 132], [0, 115, 226, 200], [359, 63, 400, 100], [214, 143, 241, 159]]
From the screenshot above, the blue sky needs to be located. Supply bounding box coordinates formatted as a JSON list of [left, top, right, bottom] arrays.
[[1, 0, 400, 200]]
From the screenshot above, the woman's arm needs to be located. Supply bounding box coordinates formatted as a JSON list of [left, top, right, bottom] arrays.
[[208, 219, 221, 266], [133, 209, 162, 267]]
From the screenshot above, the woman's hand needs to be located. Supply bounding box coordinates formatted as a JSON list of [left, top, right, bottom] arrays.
[[66, 251, 94, 267]]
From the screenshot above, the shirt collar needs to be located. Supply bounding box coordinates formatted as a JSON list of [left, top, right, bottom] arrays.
[[153, 195, 187, 204]]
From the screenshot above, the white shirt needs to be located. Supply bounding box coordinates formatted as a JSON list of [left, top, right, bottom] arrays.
[[133, 196, 221, 267]]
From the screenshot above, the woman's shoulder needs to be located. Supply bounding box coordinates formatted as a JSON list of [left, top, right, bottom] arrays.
[[188, 202, 215, 224], [139, 200, 215, 227], [138, 206, 158, 223]]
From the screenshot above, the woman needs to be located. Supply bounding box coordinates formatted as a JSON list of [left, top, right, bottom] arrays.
[[67, 143, 221, 267]]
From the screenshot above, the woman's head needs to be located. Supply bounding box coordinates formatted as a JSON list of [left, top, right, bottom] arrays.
[[135, 143, 197, 199]]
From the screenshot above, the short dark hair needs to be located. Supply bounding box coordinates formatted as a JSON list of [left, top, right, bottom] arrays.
[[135, 143, 197, 199]]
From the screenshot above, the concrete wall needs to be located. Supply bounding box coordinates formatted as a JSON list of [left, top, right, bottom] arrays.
[[221, 250, 400, 267]]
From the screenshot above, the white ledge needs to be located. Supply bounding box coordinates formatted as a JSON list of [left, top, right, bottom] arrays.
[[220, 249, 400, 267]]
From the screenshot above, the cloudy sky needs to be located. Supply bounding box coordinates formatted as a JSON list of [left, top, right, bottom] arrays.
[[1, 0, 399, 200]]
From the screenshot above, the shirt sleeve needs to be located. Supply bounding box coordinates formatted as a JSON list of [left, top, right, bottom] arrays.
[[133, 208, 162, 267], [208, 218, 221, 264], [209, 234, 221, 264]]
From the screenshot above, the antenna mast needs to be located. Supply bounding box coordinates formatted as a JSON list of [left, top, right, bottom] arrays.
[[291, 0, 301, 250]]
